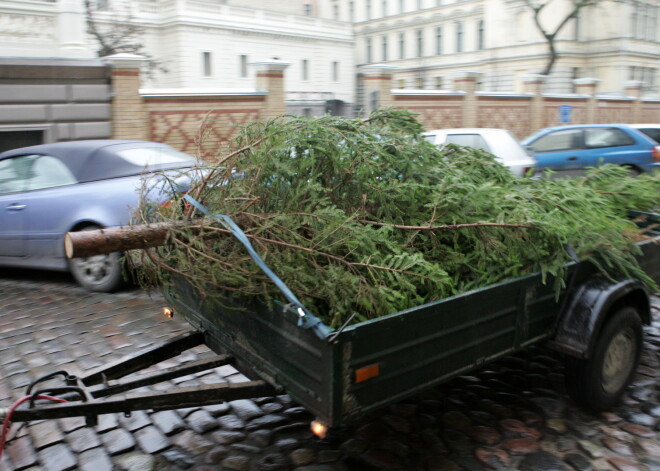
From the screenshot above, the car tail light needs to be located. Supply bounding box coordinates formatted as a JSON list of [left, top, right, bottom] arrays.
[[652, 146, 660, 162]]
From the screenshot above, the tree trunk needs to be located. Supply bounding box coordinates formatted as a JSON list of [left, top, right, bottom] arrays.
[[65, 223, 182, 258]]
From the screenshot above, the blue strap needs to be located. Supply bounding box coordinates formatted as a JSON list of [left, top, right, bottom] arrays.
[[183, 195, 330, 340]]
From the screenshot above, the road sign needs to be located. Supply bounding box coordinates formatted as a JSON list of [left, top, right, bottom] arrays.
[[559, 105, 572, 124]]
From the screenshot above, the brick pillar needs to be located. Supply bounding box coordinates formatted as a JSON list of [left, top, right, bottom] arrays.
[[573, 78, 600, 124], [103, 53, 148, 140], [624, 80, 643, 123], [361, 64, 397, 112], [453, 70, 482, 128], [252, 61, 290, 119], [521, 74, 547, 132]]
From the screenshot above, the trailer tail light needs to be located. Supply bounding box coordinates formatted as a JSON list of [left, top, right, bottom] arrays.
[[652, 145, 660, 162], [160, 192, 190, 209], [355, 364, 380, 383], [311, 420, 328, 439]]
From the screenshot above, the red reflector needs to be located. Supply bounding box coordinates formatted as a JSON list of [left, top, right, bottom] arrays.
[[355, 364, 380, 383]]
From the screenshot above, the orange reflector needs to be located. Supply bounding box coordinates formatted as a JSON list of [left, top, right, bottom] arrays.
[[310, 420, 328, 439], [355, 364, 380, 383], [163, 307, 174, 319]]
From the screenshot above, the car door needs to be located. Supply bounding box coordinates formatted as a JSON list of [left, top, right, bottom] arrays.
[[0, 155, 33, 257], [579, 127, 640, 168], [18, 154, 79, 259], [528, 128, 584, 174]]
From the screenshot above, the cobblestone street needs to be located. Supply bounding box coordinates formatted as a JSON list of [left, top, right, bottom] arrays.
[[0, 270, 659, 471]]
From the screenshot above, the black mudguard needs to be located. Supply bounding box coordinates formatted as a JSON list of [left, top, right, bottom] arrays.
[[548, 277, 651, 359]]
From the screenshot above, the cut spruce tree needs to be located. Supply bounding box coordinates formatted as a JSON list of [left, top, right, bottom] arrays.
[[127, 108, 659, 328]]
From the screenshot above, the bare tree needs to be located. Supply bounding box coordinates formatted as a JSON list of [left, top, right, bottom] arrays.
[[84, 0, 167, 75], [524, 0, 598, 76]]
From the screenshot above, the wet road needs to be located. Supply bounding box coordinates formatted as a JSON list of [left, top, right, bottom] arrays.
[[0, 269, 659, 471]]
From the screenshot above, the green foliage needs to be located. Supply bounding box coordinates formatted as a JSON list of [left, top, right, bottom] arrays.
[[133, 108, 659, 328]]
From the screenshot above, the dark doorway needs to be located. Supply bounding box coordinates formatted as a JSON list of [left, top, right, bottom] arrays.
[[0, 130, 44, 153]]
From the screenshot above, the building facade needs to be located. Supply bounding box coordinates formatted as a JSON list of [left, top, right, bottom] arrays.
[[1, 0, 658, 110], [317, 0, 659, 97], [0, 0, 356, 115]]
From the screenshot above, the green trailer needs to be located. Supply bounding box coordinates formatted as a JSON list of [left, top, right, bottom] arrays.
[[6, 216, 659, 433], [161, 218, 660, 430]]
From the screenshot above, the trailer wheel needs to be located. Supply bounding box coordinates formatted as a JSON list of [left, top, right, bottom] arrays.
[[564, 306, 642, 412]]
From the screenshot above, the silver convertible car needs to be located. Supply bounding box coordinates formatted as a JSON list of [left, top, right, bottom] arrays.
[[0, 140, 200, 292]]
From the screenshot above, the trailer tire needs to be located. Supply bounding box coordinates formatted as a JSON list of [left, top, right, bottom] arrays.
[[564, 306, 642, 412]]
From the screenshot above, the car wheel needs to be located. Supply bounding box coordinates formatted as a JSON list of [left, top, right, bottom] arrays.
[[68, 225, 125, 292], [563, 307, 642, 412], [623, 165, 642, 177]]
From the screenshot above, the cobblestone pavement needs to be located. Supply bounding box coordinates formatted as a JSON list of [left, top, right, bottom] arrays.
[[0, 270, 659, 471]]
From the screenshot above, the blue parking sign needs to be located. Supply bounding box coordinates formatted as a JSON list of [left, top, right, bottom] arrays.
[[559, 105, 572, 124]]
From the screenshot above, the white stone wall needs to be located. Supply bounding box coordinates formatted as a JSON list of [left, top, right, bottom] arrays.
[[1, 0, 658, 101]]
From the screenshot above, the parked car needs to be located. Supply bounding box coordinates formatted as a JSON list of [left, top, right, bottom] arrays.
[[0, 140, 201, 292], [522, 124, 660, 175], [630, 123, 660, 144], [422, 128, 537, 177]]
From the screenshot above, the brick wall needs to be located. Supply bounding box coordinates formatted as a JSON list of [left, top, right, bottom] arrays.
[[105, 54, 287, 160], [362, 68, 660, 139], [144, 94, 266, 160]]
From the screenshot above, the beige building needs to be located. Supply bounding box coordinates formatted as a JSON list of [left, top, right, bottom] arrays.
[[1, 0, 658, 110], [316, 0, 659, 98]]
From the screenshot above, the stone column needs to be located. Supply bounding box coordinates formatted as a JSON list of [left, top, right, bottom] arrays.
[[57, 0, 92, 58], [453, 70, 482, 128], [624, 80, 643, 123], [103, 54, 149, 141], [521, 74, 547, 132], [361, 64, 398, 112], [573, 78, 600, 124], [252, 61, 290, 119]]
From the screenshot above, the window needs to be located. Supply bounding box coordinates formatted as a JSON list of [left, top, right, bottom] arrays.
[[202, 51, 212, 77], [584, 128, 634, 148], [303, 3, 312, 15], [399, 0, 405, 13], [416, 28, 424, 57], [445, 134, 490, 152], [434, 76, 443, 89], [477, 19, 484, 49], [630, 66, 657, 91], [0, 155, 77, 194], [636, 127, 660, 142], [435, 26, 443, 54], [367, 38, 373, 62], [416, 77, 424, 88], [382, 35, 388, 61], [397, 79, 406, 88], [302, 59, 309, 80], [367, 0, 372, 19], [399, 32, 405, 59], [382, 0, 388, 16], [349, 1, 354, 21], [531, 129, 582, 153], [455, 22, 463, 53], [96, 0, 109, 11], [333, 4, 340, 20], [332, 61, 339, 81], [239, 55, 248, 78]]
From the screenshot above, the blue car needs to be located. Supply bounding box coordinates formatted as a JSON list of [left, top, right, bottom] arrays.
[[522, 124, 660, 175], [0, 140, 201, 292]]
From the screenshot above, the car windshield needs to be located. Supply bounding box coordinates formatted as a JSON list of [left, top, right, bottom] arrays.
[[115, 146, 196, 168]]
